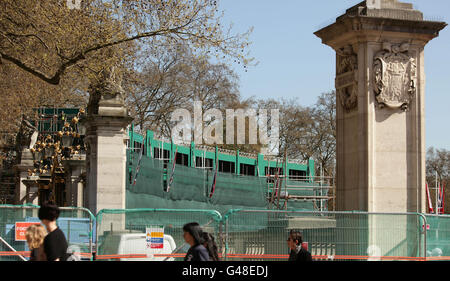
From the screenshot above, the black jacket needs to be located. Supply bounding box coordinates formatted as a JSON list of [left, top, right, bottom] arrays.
[[288, 246, 312, 261], [184, 244, 210, 261], [43, 227, 69, 261]]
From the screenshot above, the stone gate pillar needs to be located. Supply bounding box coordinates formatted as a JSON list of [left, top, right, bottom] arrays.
[[315, 0, 446, 213], [15, 149, 36, 204], [63, 159, 85, 207], [83, 68, 133, 216], [314, 0, 446, 258]]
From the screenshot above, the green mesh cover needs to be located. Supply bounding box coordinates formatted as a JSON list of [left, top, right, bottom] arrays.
[[126, 151, 319, 214], [126, 151, 269, 214]]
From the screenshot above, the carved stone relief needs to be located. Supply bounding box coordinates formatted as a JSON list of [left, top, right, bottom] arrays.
[[87, 66, 127, 116], [373, 43, 417, 111], [336, 45, 358, 112]]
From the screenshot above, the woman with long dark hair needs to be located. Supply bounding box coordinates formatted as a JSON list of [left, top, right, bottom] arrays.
[[202, 232, 220, 261], [183, 222, 209, 261]]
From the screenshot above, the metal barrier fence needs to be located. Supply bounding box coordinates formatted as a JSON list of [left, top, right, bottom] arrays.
[[424, 214, 450, 260], [221, 210, 429, 261], [0, 204, 95, 261], [95, 208, 222, 261], [2, 205, 450, 261]]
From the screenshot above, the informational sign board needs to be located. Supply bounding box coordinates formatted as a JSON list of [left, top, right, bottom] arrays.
[[146, 225, 164, 249], [15, 222, 41, 241]]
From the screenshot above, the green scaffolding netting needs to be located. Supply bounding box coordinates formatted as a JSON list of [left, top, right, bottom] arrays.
[[126, 151, 320, 214]]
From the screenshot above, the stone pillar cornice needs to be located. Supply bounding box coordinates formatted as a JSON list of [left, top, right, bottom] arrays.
[[62, 157, 86, 169], [82, 115, 133, 130], [14, 163, 34, 172], [14, 149, 34, 172], [315, 12, 447, 50]]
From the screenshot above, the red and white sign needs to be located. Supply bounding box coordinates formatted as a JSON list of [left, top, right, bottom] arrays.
[[301, 242, 309, 251], [15, 222, 41, 241]]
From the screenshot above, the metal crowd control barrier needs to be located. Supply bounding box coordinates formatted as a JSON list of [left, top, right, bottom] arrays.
[[3, 205, 450, 261], [95, 208, 222, 261], [423, 214, 450, 260], [220, 209, 430, 261], [0, 204, 95, 261]]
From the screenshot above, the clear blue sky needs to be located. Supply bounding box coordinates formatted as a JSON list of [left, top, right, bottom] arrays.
[[218, 0, 450, 150]]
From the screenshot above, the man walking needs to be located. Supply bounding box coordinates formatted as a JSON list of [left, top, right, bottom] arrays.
[[287, 230, 312, 261], [38, 203, 69, 261]]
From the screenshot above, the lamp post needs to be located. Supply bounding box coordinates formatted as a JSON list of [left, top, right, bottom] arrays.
[[26, 108, 86, 205]]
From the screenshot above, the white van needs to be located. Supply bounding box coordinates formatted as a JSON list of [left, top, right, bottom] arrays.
[[99, 232, 177, 261]]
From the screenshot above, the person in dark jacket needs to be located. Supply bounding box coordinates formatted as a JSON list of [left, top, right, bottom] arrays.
[[38, 203, 69, 261], [183, 222, 210, 261], [287, 230, 312, 261]]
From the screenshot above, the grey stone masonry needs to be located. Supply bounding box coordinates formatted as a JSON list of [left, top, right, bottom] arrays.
[[315, 1, 446, 213], [349, 0, 422, 21], [84, 67, 133, 215], [314, 0, 446, 258]]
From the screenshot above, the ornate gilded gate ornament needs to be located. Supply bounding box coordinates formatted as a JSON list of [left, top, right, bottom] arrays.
[[336, 45, 358, 112], [373, 43, 417, 111]]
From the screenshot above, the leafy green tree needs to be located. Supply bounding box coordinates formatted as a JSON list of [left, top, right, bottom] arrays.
[[0, 0, 253, 85]]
